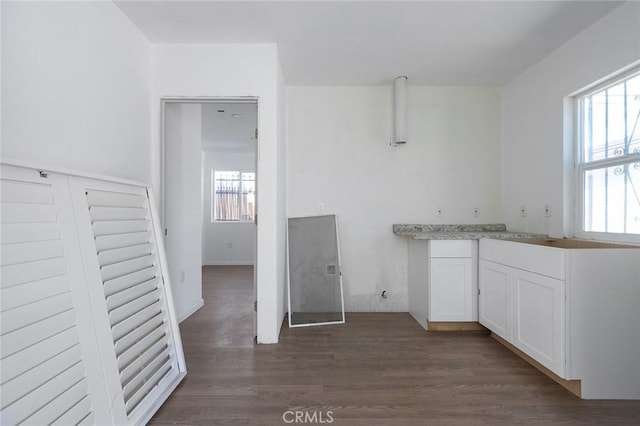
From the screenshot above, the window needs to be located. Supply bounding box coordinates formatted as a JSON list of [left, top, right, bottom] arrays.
[[213, 171, 255, 222], [577, 68, 640, 238]]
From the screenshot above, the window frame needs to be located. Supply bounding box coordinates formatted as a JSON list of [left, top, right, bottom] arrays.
[[574, 66, 640, 243], [211, 169, 256, 224]]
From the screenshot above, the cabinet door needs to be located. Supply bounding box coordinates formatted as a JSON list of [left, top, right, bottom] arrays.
[[479, 260, 512, 340], [513, 270, 565, 377], [429, 258, 473, 321]]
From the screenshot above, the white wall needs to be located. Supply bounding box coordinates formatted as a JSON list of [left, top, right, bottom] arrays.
[[1, 3, 3, 144], [164, 103, 204, 322], [287, 86, 502, 311], [501, 2, 640, 238], [276, 58, 288, 327], [202, 150, 256, 265], [1, 1, 151, 182], [151, 44, 287, 343]]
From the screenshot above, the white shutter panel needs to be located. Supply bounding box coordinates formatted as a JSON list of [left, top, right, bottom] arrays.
[[1, 166, 94, 426], [84, 187, 183, 419], [0, 162, 186, 426], [65, 176, 186, 426]]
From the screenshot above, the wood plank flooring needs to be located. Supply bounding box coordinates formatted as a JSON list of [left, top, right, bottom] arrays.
[[150, 266, 640, 425]]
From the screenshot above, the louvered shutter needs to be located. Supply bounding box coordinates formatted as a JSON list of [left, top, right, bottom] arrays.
[[1, 166, 95, 426], [80, 185, 184, 421], [0, 162, 186, 426]]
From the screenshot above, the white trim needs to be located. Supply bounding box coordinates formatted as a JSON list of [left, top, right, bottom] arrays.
[[160, 100, 167, 225], [178, 298, 205, 323], [580, 154, 640, 171], [335, 214, 346, 323], [286, 221, 292, 327], [567, 59, 640, 97], [573, 231, 640, 245], [562, 96, 577, 238], [0, 157, 148, 188], [575, 64, 640, 98], [212, 221, 256, 224], [574, 94, 586, 240], [290, 320, 346, 328], [203, 261, 254, 266], [162, 97, 258, 104], [136, 370, 186, 426]]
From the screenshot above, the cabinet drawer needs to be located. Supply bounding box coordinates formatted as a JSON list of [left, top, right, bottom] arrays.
[[429, 240, 473, 258], [480, 238, 565, 280]]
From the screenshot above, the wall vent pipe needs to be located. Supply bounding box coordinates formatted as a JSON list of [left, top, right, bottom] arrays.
[[392, 76, 408, 146]]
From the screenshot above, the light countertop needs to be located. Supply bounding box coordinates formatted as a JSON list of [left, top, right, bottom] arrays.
[[393, 223, 544, 240]]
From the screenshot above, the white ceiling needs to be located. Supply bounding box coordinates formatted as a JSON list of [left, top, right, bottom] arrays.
[[115, 0, 622, 86], [201, 102, 258, 153]]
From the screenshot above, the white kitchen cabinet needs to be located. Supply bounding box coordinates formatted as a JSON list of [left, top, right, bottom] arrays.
[[479, 260, 565, 376], [408, 239, 478, 328], [478, 260, 512, 341], [427, 240, 478, 323], [479, 237, 640, 399], [429, 257, 474, 321], [513, 269, 565, 376], [480, 240, 567, 377]]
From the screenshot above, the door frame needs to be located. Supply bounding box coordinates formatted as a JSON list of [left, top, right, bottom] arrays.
[[160, 96, 259, 336]]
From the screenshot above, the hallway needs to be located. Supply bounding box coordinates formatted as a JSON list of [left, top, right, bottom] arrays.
[[179, 266, 255, 350]]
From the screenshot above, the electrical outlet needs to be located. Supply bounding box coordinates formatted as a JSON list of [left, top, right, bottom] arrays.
[[544, 205, 552, 217], [436, 207, 444, 217], [325, 264, 337, 276], [473, 207, 479, 217], [317, 203, 325, 214], [520, 205, 527, 217], [180, 271, 185, 283]]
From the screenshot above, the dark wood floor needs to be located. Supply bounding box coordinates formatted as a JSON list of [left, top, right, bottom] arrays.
[[150, 266, 640, 425]]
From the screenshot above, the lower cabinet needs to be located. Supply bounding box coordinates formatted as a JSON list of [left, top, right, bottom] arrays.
[[479, 237, 640, 399], [407, 239, 478, 329], [513, 269, 565, 376], [478, 260, 512, 341], [429, 257, 474, 321], [428, 240, 478, 323], [479, 261, 565, 378]]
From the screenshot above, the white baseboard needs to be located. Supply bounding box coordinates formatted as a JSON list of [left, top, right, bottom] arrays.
[[203, 261, 254, 266], [178, 298, 204, 323]]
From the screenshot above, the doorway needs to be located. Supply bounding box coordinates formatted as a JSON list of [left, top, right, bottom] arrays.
[[161, 98, 258, 339]]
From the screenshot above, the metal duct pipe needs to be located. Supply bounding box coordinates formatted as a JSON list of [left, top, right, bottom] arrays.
[[393, 76, 408, 146]]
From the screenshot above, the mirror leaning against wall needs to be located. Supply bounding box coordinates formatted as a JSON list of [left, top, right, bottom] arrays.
[[287, 215, 345, 327]]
